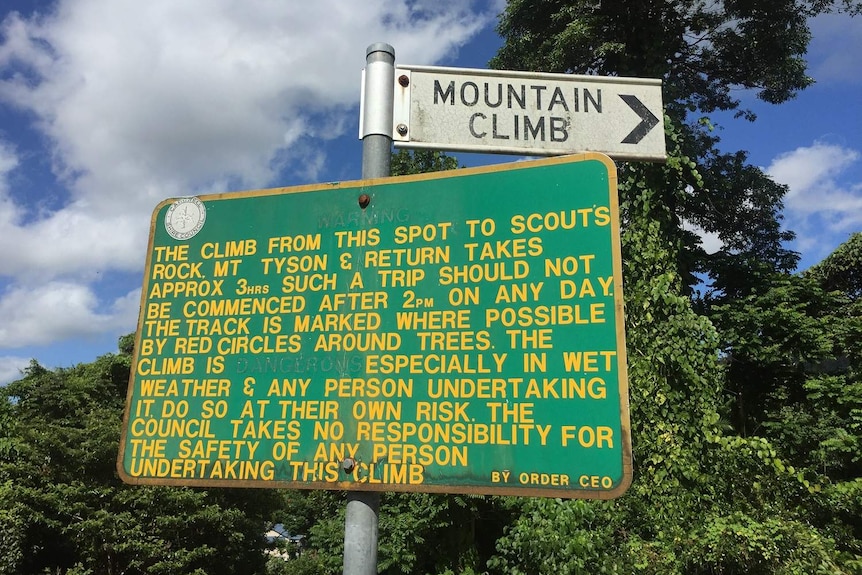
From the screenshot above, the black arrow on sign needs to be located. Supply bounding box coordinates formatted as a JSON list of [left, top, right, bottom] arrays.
[[619, 94, 660, 144]]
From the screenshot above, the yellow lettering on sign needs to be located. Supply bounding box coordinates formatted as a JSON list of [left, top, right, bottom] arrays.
[[562, 351, 617, 372], [154, 245, 189, 261], [276, 400, 339, 420], [143, 319, 181, 337], [354, 420, 550, 446], [359, 462, 425, 485], [177, 439, 259, 459], [484, 303, 606, 327], [209, 460, 275, 480], [510, 208, 609, 233], [543, 255, 596, 276], [128, 438, 166, 458], [371, 443, 468, 466], [334, 229, 379, 248], [318, 291, 387, 311], [486, 402, 534, 423], [365, 353, 507, 375], [215, 334, 301, 355], [173, 336, 213, 354], [559, 277, 614, 299], [519, 472, 570, 486], [129, 418, 213, 438], [393, 223, 452, 244], [137, 357, 194, 376], [281, 273, 336, 293], [260, 254, 327, 274], [267, 233, 322, 253], [313, 442, 358, 462], [267, 378, 311, 397], [314, 332, 401, 352], [228, 419, 302, 440], [364, 246, 450, 267], [139, 378, 230, 397], [560, 425, 615, 448], [438, 261, 529, 285], [182, 296, 305, 317], [579, 475, 613, 489], [463, 237, 543, 260], [148, 280, 224, 299], [288, 460, 341, 482], [152, 262, 203, 280], [201, 239, 257, 259], [294, 312, 380, 332], [395, 309, 470, 330], [494, 282, 543, 303], [128, 458, 275, 481], [323, 378, 413, 398], [415, 330, 491, 351], [416, 401, 470, 422], [521, 377, 607, 400], [428, 377, 516, 399], [145, 301, 172, 319]]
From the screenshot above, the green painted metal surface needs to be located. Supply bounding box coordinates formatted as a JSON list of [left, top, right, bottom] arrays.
[[118, 153, 632, 498]]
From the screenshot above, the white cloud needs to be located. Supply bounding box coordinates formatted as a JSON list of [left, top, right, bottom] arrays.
[[0, 0, 491, 276], [682, 220, 724, 255], [0, 0, 493, 351], [0, 141, 16, 176], [767, 142, 862, 228], [809, 13, 862, 84], [1, 1, 490, 209], [766, 141, 862, 258], [0, 282, 141, 348], [0, 209, 148, 281], [0, 355, 31, 386]]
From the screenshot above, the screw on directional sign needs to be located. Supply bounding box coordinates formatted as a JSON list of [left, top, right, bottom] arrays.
[[117, 152, 633, 500]]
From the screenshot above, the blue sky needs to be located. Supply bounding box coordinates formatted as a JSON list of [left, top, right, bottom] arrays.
[[0, 1, 860, 384]]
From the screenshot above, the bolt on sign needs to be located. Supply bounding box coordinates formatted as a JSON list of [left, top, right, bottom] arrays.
[[118, 153, 632, 499]]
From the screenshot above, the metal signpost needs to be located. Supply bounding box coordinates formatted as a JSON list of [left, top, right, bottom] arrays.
[[391, 65, 665, 161], [345, 42, 393, 575]]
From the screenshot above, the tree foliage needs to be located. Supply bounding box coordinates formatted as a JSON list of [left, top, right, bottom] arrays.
[[493, 0, 860, 114], [0, 341, 285, 575], [390, 149, 460, 177], [491, 0, 861, 294], [488, 0, 861, 573]]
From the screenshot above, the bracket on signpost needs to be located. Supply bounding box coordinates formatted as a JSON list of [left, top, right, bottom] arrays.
[[392, 69, 411, 142]]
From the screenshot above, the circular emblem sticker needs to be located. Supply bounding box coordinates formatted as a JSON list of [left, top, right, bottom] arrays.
[[165, 197, 206, 240]]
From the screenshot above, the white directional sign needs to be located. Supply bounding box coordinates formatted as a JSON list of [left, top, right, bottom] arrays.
[[389, 65, 665, 161]]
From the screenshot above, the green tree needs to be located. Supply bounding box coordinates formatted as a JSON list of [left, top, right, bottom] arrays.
[[809, 232, 862, 301], [390, 149, 460, 177], [0, 339, 285, 575], [492, 0, 819, 292], [739, 235, 861, 563], [277, 489, 511, 575], [488, 1, 861, 573]]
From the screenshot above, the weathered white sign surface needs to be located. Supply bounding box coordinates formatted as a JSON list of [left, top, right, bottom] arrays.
[[390, 65, 665, 161]]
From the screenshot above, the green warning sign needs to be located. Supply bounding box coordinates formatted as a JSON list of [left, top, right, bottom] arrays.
[[118, 153, 632, 499]]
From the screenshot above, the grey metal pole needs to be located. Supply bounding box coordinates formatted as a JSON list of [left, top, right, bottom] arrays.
[[343, 42, 394, 575], [360, 43, 395, 179]]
